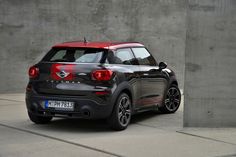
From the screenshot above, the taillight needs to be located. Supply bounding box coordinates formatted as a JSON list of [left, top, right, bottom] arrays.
[[95, 91, 110, 95], [92, 70, 113, 81], [28, 66, 39, 79]]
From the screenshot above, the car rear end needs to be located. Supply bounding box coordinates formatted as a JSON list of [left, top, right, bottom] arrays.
[[26, 47, 116, 119]]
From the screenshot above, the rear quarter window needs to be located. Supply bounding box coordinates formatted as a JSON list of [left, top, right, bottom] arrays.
[[107, 48, 137, 65]]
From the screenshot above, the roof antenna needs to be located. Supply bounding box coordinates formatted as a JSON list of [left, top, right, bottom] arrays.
[[83, 37, 88, 44]]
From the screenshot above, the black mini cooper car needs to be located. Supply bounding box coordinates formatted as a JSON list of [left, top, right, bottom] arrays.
[[26, 41, 181, 130]]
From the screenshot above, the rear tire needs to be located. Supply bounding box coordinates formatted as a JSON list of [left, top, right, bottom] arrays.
[[28, 112, 53, 124], [108, 93, 132, 131], [159, 84, 181, 114]]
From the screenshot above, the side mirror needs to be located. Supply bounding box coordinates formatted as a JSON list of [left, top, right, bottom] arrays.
[[159, 62, 167, 69]]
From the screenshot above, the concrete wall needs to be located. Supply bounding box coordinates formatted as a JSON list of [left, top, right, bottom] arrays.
[[184, 0, 236, 127], [0, 0, 187, 93]]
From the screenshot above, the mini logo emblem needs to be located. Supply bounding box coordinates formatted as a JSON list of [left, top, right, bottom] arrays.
[[56, 70, 70, 78]]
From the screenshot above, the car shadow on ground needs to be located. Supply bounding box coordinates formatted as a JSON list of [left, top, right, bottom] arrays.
[[31, 111, 163, 133]]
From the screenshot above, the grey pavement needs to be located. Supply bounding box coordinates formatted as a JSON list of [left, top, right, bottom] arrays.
[[0, 93, 235, 157]]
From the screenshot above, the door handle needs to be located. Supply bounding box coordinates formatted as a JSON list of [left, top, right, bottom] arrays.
[[143, 73, 149, 76]]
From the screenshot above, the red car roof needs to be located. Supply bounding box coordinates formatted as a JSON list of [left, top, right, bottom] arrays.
[[53, 41, 144, 49]]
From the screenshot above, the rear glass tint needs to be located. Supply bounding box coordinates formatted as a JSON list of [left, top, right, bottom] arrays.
[[42, 48, 105, 63]]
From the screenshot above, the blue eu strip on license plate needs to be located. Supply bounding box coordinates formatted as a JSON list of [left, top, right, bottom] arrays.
[[45, 100, 49, 108]]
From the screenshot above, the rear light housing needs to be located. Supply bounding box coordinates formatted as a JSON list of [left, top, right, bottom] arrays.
[[91, 69, 113, 81], [28, 66, 39, 79]]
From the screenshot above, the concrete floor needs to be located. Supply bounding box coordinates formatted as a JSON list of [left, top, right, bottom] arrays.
[[0, 94, 235, 157]]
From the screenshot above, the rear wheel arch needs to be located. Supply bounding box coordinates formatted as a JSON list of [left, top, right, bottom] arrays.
[[120, 89, 132, 104], [168, 75, 178, 88], [111, 83, 134, 114], [171, 80, 178, 87], [115, 88, 133, 108]]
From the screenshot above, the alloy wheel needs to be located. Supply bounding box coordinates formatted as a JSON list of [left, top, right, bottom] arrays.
[[165, 87, 181, 112], [118, 96, 131, 126]]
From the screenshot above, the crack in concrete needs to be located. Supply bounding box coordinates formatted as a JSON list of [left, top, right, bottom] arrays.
[[134, 122, 181, 131], [176, 131, 236, 146], [0, 98, 24, 103], [134, 123, 236, 146], [215, 154, 236, 157]]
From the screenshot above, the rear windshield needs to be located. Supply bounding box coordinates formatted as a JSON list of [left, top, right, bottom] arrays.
[[42, 48, 105, 63]]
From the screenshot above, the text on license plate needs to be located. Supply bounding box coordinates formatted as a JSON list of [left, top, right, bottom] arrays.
[[45, 100, 74, 111]]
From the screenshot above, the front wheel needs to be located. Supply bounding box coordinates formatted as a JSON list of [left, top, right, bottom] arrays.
[[28, 112, 53, 124], [108, 93, 132, 131], [159, 85, 181, 113]]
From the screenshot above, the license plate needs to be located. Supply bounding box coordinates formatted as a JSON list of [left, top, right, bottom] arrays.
[[45, 100, 74, 111]]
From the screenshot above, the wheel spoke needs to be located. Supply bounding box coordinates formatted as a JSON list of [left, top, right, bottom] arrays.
[[123, 116, 127, 124], [165, 99, 170, 103], [126, 109, 131, 114], [122, 116, 126, 124], [166, 103, 171, 109], [121, 98, 125, 105], [123, 101, 129, 108], [174, 98, 180, 104], [125, 110, 131, 118], [118, 111, 123, 119], [173, 92, 179, 97], [167, 91, 171, 97]]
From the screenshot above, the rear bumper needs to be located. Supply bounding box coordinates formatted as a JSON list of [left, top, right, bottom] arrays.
[[26, 92, 114, 119]]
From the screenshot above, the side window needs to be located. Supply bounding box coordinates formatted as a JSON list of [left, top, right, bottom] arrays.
[[107, 48, 136, 65], [50, 50, 67, 61], [132, 48, 157, 66]]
